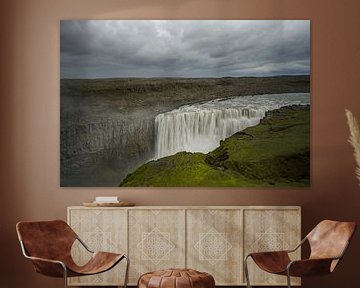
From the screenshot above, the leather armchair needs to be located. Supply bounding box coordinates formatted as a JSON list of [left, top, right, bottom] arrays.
[[244, 220, 356, 288], [16, 220, 129, 288]]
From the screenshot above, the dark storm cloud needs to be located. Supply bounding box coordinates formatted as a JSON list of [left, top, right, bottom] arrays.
[[60, 20, 310, 78]]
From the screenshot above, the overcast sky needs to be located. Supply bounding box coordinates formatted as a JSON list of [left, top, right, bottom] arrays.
[[60, 20, 310, 79]]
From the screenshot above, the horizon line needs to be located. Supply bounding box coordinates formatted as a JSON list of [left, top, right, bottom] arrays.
[[60, 74, 310, 80]]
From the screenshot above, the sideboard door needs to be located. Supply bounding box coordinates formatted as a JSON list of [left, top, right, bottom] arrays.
[[128, 209, 186, 284], [243, 208, 301, 286], [68, 208, 127, 286], [186, 209, 243, 285]]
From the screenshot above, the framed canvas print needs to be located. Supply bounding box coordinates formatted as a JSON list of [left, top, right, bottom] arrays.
[[60, 20, 310, 187]]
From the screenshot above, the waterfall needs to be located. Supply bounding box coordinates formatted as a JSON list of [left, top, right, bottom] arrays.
[[155, 107, 265, 158], [154, 93, 310, 159]]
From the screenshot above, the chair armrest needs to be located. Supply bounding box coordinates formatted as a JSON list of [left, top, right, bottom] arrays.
[[287, 258, 336, 277], [19, 240, 67, 277], [76, 236, 94, 253], [245, 237, 306, 259], [247, 250, 290, 259], [25, 255, 67, 278], [285, 237, 307, 253], [26, 255, 65, 265]]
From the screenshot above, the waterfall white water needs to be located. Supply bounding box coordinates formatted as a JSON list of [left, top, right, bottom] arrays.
[[155, 93, 310, 159]]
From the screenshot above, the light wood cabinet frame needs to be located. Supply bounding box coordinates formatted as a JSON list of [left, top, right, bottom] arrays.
[[68, 206, 301, 286]]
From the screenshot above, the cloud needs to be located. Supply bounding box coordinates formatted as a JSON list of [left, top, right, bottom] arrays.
[[60, 20, 310, 78]]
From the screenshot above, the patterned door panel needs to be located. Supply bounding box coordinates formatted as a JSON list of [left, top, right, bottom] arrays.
[[68, 208, 127, 286], [244, 209, 301, 286], [187, 209, 243, 285], [128, 209, 186, 284]]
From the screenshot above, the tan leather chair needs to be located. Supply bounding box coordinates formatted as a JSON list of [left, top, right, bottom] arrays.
[[244, 220, 356, 288], [16, 220, 129, 288]]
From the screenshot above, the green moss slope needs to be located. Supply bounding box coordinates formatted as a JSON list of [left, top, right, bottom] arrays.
[[120, 105, 310, 187]]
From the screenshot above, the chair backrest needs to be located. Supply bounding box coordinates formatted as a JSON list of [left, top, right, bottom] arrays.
[[16, 220, 77, 261], [307, 220, 356, 261]]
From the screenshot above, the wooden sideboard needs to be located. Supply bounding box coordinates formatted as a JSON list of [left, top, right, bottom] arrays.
[[67, 206, 301, 286]]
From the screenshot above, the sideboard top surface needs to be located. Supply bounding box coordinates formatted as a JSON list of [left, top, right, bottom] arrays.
[[68, 205, 301, 210]]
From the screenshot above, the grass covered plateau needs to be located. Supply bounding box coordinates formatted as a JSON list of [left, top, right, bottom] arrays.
[[120, 105, 310, 187]]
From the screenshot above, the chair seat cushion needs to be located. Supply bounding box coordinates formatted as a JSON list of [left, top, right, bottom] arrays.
[[138, 268, 215, 288]]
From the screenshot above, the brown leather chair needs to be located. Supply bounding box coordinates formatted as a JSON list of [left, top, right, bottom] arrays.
[[244, 220, 356, 288], [16, 220, 129, 288]]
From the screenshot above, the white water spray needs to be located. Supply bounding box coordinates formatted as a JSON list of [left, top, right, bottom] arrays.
[[155, 93, 310, 159]]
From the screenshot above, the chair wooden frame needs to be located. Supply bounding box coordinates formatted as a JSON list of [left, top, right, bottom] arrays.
[[16, 220, 129, 288], [243, 220, 356, 288]]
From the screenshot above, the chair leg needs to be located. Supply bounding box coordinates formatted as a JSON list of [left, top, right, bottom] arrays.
[[286, 269, 291, 288], [123, 255, 130, 288], [244, 255, 252, 288], [62, 264, 68, 288]]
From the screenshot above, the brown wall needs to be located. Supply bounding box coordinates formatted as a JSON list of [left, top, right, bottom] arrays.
[[1, 0, 360, 287]]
